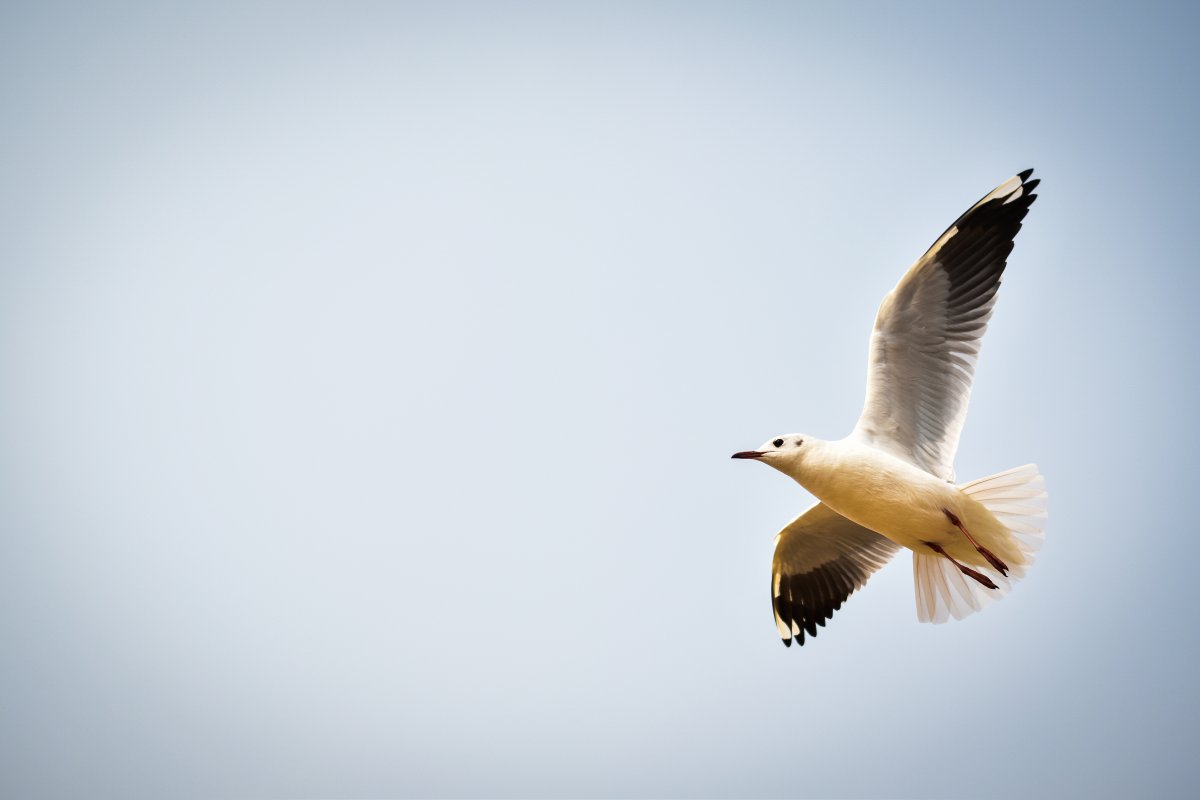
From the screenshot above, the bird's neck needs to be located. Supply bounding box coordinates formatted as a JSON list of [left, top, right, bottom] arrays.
[[779, 441, 836, 495]]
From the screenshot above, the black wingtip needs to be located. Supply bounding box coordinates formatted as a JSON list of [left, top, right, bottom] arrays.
[[1018, 167, 1034, 181], [781, 637, 791, 648], [1024, 178, 1041, 193]]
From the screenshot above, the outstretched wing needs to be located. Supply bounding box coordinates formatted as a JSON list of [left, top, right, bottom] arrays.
[[852, 170, 1039, 480], [771, 503, 899, 647]]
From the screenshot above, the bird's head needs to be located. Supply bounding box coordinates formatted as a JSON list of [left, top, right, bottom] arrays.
[[731, 434, 814, 477]]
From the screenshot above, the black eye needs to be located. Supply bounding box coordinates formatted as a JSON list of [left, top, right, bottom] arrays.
[[773, 438, 784, 448]]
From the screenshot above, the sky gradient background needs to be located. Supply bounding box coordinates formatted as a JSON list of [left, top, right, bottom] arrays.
[[2, 2, 1198, 797]]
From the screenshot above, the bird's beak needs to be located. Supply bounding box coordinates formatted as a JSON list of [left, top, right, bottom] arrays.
[[731, 451, 765, 460]]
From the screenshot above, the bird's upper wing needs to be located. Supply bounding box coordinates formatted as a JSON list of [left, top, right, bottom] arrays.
[[771, 502, 900, 646], [851, 170, 1039, 480]]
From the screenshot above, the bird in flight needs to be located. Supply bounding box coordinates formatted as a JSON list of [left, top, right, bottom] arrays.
[[733, 169, 1046, 647]]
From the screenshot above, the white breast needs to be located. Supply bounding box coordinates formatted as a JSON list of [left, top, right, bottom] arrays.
[[791, 440, 960, 550]]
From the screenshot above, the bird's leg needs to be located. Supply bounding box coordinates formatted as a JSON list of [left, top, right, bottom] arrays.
[[923, 542, 999, 590], [942, 508, 1009, 577]]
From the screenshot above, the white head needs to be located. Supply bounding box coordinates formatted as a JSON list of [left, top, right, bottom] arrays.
[[731, 433, 819, 478]]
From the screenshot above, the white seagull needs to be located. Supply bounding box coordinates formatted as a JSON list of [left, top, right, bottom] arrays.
[[733, 169, 1046, 646]]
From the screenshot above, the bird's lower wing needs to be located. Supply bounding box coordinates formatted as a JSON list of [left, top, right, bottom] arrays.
[[771, 503, 900, 646]]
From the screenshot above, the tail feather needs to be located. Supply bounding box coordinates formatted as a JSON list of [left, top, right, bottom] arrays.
[[914, 464, 1047, 623]]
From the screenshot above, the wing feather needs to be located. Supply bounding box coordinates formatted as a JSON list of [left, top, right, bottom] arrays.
[[852, 170, 1039, 479], [770, 503, 899, 647]]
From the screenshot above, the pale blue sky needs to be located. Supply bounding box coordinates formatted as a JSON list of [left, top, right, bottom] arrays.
[[2, 2, 1198, 797]]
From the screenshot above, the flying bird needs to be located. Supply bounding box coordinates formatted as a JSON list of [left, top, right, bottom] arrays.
[[733, 169, 1046, 646]]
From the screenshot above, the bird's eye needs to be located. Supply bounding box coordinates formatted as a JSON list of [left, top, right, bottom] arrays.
[[773, 438, 784, 448]]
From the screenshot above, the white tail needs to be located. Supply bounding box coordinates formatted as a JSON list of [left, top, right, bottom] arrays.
[[913, 464, 1047, 623]]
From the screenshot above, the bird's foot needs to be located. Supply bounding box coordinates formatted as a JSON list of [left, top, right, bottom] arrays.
[[975, 545, 1009, 577], [924, 542, 1000, 591], [943, 508, 1009, 577]]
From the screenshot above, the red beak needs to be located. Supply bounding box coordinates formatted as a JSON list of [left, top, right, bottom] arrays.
[[731, 451, 765, 459]]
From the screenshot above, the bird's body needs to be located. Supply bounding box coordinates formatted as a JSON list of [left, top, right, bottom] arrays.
[[734, 169, 1047, 645], [777, 437, 1021, 572]]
